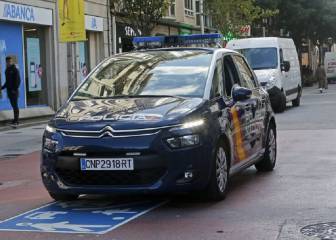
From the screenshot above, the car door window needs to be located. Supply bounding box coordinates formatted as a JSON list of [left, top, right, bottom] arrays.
[[223, 55, 240, 97], [210, 59, 224, 99], [233, 55, 256, 89]]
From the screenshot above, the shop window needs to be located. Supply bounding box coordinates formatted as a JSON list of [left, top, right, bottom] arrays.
[[78, 41, 90, 82], [0, 22, 25, 111], [24, 25, 48, 106]]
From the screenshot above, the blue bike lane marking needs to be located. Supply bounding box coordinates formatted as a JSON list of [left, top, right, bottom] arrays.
[[0, 199, 168, 234]]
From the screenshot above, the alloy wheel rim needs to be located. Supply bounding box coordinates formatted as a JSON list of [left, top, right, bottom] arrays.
[[268, 130, 276, 165], [216, 147, 228, 193]]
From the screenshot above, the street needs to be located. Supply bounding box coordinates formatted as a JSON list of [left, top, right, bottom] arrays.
[[0, 84, 336, 240]]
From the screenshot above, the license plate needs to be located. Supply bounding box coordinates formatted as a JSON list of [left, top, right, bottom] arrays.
[[80, 158, 134, 171]]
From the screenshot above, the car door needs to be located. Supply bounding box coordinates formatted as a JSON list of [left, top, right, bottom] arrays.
[[222, 54, 251, 166], [232, 54, 266, 158]]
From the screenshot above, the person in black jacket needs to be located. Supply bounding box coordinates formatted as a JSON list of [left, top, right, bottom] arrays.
[[1, 56, 21, 125]]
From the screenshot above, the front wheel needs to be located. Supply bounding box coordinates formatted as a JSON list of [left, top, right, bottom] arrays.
[[272, 91, 286, 113], [292, 87, 302, 107], [205, 141, 230, 201], [255, 125, 277, 172], [48, 192, 79, 201]]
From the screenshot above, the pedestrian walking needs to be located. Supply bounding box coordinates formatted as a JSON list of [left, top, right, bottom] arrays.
[[1, 56, 21, 126], [315, 64, 328, 93]]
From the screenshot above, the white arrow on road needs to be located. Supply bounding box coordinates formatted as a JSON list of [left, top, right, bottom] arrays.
[[93, 208, 137, 216], [16, 221, 111, 232]]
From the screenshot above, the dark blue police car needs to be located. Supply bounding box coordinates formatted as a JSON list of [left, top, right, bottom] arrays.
[[41, 47, 277, 201]]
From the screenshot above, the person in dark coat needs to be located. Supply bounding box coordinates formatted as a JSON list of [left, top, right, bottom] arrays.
[[315, 63, 328, 93], [1, 56, 21, 125]]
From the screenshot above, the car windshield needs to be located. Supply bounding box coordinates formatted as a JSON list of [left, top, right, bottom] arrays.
[[239, 48, 278, 70], [72, 51, 213, 100]]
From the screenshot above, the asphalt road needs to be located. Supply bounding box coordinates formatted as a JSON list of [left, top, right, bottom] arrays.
[[0, 84, 335, 240]]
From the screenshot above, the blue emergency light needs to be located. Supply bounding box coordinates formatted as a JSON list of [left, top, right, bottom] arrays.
[[133, 33, 223, 49]]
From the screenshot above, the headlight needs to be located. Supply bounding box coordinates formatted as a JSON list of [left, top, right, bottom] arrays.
[[166, 135, 200, 149], [180, 119, 204, 129], [266, 76, 277, 89], [45, 125, 56, 133], [43, 137, 59, 153]]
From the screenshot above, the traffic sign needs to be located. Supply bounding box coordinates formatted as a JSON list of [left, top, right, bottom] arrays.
[[0, 199, 166, 234]]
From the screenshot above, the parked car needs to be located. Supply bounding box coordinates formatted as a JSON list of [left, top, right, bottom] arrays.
[[41, 48, 277, 201], [227, 37, 302, 113]]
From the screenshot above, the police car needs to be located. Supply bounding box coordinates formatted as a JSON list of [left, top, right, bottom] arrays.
[[41, 34, 277, 201]]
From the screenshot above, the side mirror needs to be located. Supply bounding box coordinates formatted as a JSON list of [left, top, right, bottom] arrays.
[[281, 61, 290, 72], [232, 84, 252, 102]]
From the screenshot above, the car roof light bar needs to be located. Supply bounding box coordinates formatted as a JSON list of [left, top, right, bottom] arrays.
[[133, 33, 223, 49]]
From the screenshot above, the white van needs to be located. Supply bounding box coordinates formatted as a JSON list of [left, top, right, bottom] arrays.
[[226, 37, 302, 113]]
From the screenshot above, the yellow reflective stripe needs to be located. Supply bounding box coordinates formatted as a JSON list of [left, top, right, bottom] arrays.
[[231, 107, 247, 161]]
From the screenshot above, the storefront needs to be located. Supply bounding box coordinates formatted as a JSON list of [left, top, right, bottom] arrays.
[[0, 1, 53, 113], [76, 15, 104, 83]]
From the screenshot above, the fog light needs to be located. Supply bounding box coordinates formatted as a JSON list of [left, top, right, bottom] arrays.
[[184, 171, 193, 179], [176, 170, 195, 184]]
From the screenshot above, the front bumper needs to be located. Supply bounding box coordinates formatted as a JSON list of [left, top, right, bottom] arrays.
[[41, 131, 214, 195]]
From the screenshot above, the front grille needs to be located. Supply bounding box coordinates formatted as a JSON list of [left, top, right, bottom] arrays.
[[56, 168, 166, 186]]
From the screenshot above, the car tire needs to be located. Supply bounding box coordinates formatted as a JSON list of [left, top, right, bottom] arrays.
[[273, 91, 286, 113], [48, 192, 79, 201], [205, 141, 230, 201], [255, 124, 277, 172], [292, 87, 301, 107]]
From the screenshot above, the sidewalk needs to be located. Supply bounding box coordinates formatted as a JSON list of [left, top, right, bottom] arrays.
[[0, 125, 45, 158], [0, 116, 50, 132]]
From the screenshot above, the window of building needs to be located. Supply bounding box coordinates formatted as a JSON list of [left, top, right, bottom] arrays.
[[23, 25, 48, 106], [185, 0, 194, 16], [168, 0, 176, 17]]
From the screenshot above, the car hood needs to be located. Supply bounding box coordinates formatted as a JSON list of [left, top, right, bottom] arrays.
[[53, 97, 205, 131], [254, 69, 278, 84]]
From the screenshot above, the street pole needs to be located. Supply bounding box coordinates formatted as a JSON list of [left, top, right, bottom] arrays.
[[200, 0, 204, 34]]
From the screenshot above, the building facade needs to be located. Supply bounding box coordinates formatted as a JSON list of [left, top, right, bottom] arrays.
[[114, 0, 214, 53], [0, 0, 111, 122]]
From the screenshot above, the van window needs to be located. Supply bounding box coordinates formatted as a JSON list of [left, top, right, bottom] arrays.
[[239, 48, 278, 70]]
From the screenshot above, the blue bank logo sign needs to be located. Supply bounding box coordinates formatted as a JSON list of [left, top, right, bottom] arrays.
[[0, 200, 166, 234], [85, 15, 104, 32], [3, 4, 35, 22], [0, 1, 52, 26]]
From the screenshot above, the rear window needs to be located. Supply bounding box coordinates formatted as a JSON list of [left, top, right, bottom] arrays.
[[72, 51, 213, 100]]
